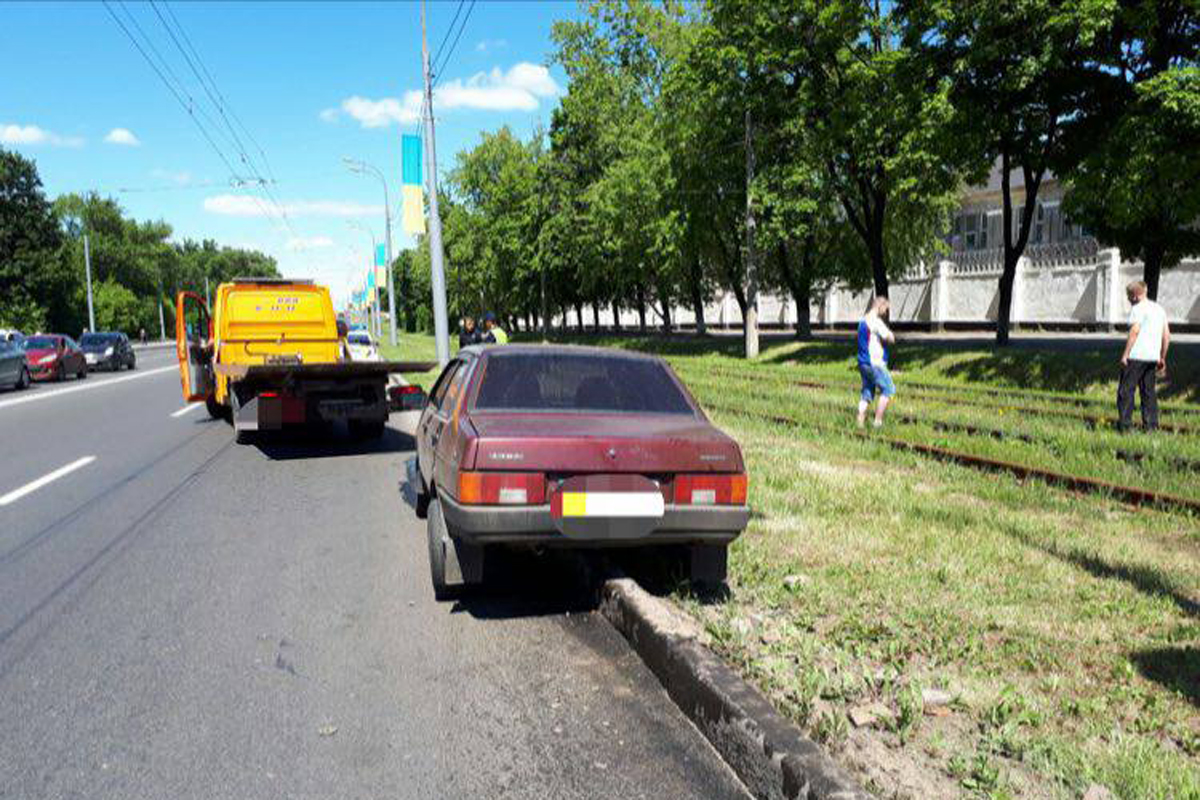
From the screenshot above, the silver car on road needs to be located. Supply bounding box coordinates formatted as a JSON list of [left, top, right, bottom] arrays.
[[0, 339, 31, 391]]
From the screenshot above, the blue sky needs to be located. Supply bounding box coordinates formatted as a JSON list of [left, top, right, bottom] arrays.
[[1, 1, 577, 306]]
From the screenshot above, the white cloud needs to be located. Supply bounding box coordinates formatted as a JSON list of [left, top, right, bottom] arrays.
[[287, 235, 334, 251], [151, 168, 192, 185], [319, 107, 340, 123], [333, 62, 561, 129], [104, 127, 141, 146], [203, 194, 383, 218], [1, 123, 84, 147], [475, 38, 507, 53]]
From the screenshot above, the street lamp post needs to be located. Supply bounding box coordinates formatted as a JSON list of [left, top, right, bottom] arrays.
[[346, 220, 379, 339], [343, 157, 396, 347]]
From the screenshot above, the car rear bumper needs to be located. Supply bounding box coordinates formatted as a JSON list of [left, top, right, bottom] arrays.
[[439, 492, 750, 546]]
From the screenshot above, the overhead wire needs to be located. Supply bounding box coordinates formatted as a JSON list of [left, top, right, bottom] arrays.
[[430, 0, 466, 72], [148, 0, 296, 237], [433, 0, 475, 88]]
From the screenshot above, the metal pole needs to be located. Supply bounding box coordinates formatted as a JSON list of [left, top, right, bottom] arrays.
[[205, 276, 211, 309], [422, 0, 451, 366], [383, 181, 396, 347], [158, 283, 166, 341], [83, 233, 95, 332]]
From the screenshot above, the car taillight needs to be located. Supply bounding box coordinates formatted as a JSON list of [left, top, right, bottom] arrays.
[[674, 473, 748, 506], [457, 472, 546, 505]]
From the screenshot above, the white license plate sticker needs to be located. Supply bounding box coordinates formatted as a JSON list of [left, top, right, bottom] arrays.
[[560, 491, 664, 518]]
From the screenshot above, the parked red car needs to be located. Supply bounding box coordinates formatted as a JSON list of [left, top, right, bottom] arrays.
[[410, 344, 750, 599], [24, 334, 88, 382]]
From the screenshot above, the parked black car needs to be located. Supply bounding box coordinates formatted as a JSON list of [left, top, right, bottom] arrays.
[[80, 332, 137, 372]]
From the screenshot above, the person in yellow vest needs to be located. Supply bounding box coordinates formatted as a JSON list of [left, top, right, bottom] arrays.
[[482, 312, 508, 344]]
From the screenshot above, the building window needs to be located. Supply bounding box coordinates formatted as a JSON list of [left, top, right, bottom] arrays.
[[952, 211, 988, 250]]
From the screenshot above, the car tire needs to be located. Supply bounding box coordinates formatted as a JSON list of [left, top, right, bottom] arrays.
[[426, 498, 455, 601], [56, 363, 65, 382], [16, 366, 30, 390], [78, 365, 87, 379], [128, 356, 136, 371], [689, 543, 728, 587]]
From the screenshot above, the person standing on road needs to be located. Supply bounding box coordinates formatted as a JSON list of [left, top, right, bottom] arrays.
[[482, 312, 508, 345], [458, 316, 480, 348], [1118, 280, 1170, 432], [856, 296, 896, 429], [139, 327, 147, 345]]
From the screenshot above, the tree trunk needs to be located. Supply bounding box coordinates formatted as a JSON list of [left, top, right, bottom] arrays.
[[778, 242, 813, 339], [1143, 243, 1165, 300], [743, 108, 759, 359], [636, 286, 647, 332], [611, 300, 621, 332], [659, 290, 673, 333], [592, 304, 600, 330], [574, 302, 584, 332], [690, 253, 706, 335]]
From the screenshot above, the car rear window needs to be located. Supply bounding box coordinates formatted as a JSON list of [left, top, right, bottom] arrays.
[[474, 352, 694, 414]]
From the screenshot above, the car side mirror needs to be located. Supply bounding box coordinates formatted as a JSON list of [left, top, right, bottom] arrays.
[[388, 384, 428, 411]]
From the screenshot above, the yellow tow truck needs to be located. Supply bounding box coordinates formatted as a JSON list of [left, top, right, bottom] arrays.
[[175, 278, 431, 443]]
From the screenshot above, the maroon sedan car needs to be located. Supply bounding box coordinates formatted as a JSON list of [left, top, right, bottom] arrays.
[[24, 334, 88, 382], [410, 344, 750, 599]]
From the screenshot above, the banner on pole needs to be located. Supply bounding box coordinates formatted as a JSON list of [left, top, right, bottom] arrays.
[[375, 243, 386, 267], [367, 270, 375, 290], [401, 134, 422, 186], [402, 184, 425, 235]]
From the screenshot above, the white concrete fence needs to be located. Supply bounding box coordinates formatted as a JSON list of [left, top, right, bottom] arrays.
[[559, 242, 1200, 330]]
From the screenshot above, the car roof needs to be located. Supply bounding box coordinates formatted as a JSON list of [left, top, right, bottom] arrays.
[[459, 343, 665, 363]]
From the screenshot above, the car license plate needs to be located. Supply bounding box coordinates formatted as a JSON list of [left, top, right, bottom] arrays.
[[551, 474, 664, 539]]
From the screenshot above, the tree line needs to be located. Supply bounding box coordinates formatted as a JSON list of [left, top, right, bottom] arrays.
[[0, 147, 278, 338], [398, 0, 1199, 352]]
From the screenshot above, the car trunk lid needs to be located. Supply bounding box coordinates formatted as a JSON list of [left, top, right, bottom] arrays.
[[467, 412, 744, 474]]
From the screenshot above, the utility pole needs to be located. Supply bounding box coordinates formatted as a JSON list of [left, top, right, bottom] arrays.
[[83, 233, 96, 333], [205, 275, 211, 309], [422, 0, 451, 367], [742, 108, 759, 359], [158, 284, 166, 341]]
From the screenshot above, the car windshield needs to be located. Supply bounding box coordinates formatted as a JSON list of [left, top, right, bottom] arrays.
[[474, 352, 695, 414], [25, 336, 58, 349], [80, 334, 116, 346], [348, 334, 372, 345]]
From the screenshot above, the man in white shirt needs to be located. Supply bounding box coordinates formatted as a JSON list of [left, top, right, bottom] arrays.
[[1118, 280, 1170, 432]]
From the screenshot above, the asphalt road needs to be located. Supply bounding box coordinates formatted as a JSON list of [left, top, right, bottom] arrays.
[[0, 349, 749, 800]]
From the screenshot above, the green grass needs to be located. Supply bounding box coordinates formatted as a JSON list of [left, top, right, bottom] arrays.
[[515, 330, 1200, 799], [380, 332, 450, 391]]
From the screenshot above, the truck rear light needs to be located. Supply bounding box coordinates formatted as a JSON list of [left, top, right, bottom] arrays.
[[457, 472, 546, 505], [675, 473, 748, 505]]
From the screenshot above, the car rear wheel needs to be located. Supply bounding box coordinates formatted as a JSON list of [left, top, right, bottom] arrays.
[[78, 364, 87, 379], [128, 356, 136, 370], [55, 363, 65, 382], [16, 366, 29, 390], [426, 499, 454, 601]]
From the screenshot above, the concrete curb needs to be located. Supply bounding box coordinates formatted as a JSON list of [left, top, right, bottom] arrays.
[[599, 578, 872, 800], [133, 341, 174, 352]]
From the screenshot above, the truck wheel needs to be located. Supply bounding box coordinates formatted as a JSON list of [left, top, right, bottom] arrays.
[[205, 396, 226, 420], [426, 499, 454, 601], [689, 544, 728, 587]]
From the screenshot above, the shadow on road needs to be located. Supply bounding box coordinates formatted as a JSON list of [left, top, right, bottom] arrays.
[[252, 424, 415, 460]]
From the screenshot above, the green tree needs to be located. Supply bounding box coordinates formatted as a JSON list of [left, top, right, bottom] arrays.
[[0, 148, 64, 331], [906, 0, 1116, 344], [92, 279, 143, 333]]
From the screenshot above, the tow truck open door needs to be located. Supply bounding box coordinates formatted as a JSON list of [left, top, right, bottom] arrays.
[[175, 291, 215, 402]]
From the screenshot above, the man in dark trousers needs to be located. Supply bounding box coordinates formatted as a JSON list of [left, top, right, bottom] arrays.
[[1118, 280, 1170, 432], [458, 316, 480, 348]]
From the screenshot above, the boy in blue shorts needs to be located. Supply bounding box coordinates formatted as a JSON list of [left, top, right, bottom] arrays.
[[856, 296, 896, 428]]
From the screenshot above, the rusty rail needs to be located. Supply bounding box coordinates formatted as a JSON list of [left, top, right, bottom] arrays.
[[702, 401, 1200, 516]]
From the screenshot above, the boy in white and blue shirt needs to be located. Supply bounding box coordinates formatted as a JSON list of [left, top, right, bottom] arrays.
[[856, 297, 896, 428]]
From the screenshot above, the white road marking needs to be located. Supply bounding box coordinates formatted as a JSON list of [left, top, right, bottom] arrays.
[[170, 402, 202, 418], [0, 364, 176, 411], [0, 456, 97, 507]]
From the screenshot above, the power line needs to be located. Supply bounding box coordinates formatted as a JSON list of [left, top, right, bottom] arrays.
[[433, 0, 475, 88], [143, 0, 295, 236], [102, 0, 242, 180], [430, 0, 465, 71]]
